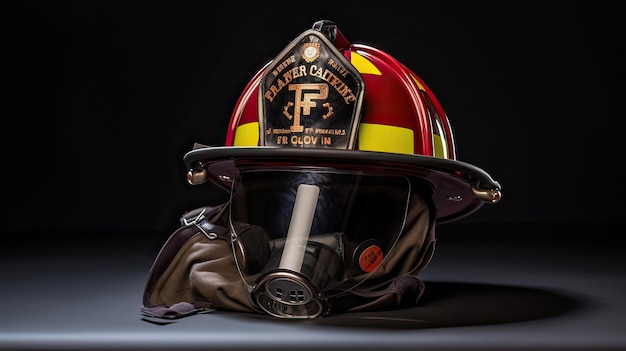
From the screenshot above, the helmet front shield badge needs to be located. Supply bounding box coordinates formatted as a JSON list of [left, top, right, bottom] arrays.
[[258, 25, 365, 150]]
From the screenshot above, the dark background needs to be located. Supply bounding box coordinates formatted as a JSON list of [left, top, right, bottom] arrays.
[[1, 3, 625, 350], [3, 1, 624, 234]]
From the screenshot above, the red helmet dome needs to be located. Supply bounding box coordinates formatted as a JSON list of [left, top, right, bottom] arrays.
[[185, 20, 501, 223]]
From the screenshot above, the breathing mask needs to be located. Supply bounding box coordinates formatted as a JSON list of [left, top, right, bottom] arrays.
[[228, 168, 421, 318]]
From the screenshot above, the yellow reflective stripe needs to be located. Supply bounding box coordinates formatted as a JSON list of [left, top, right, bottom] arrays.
[[410, 74, 425, 91], [433, 133, 448, 159], [234, 122, 259, 146], [350, 52, 381, 75], [358, 123, 414, 155]]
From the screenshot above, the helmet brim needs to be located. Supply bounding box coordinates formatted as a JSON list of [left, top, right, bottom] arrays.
[[183, 146, 501, 224]]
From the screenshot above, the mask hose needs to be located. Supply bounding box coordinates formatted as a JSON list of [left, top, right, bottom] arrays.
[[253, 184, 341, 318]]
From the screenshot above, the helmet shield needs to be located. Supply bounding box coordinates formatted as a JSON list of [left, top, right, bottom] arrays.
[[227, 167, 417, 318], [257, 26, 365, 150]]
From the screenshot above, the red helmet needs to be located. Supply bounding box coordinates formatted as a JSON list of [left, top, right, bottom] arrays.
[[185, 20, 501, 224]]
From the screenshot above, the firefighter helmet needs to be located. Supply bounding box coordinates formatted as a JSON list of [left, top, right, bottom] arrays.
[[184, 20, 501, 224]]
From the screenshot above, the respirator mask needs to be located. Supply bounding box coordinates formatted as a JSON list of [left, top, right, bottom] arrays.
[[227, 167, 418, 318]]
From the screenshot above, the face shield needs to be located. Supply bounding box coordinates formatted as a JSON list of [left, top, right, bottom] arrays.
[[226, 166, 422, 318]]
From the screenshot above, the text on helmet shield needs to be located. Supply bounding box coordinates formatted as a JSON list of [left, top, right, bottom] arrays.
[[264, 65, 357, 105], [259, 30, 365, 150]]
